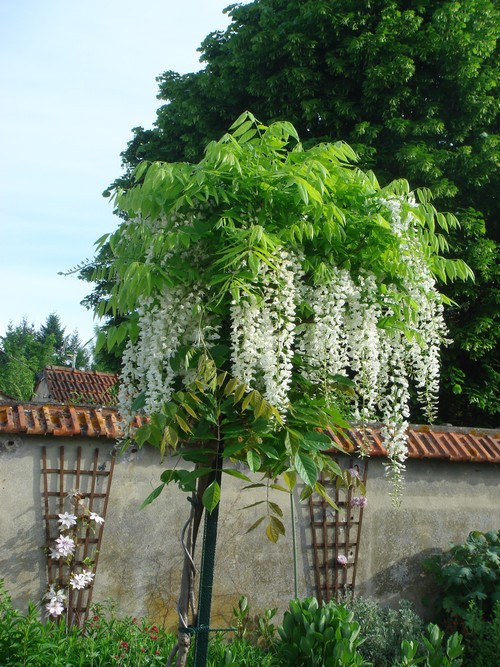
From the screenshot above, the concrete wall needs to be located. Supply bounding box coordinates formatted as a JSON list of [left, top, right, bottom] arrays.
[[1, 434, 498, 627]]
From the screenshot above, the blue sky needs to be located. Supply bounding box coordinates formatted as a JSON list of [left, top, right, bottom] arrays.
[[0, 0, 241, 347]]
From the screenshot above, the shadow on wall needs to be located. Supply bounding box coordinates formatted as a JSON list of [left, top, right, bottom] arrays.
[[356, 548, 439, 620], [0, 440, 47, 610]]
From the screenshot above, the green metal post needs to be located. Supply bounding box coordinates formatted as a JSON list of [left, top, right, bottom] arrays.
[[193, 447, 223, 667]]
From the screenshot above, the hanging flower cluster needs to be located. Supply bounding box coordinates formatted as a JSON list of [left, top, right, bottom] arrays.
[[45, 490, 103, 619], [98, 117, 469, 502], [230, 250, 301, 415], [117, 195, 447, 471], [118, 284, 209, 423]]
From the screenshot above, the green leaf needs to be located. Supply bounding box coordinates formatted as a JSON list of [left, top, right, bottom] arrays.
[[202, 480, 221, 513], [283, 470, 297, 491], [242, 390, 257, 411], [247, 449, 261, 472], [175, 413, 192, 434], [135, 423, 152, 447], [131, 392, 146, 412], [233, 383, 247, 404], [294, 452, 318, 486], [224, 377, 238, 396], [268, 501, 283, 517], [314, 482, 339, 510], [299, 485, 314, 501], [269, 515, 285, 536], [301, 431, 333, 452], [266, 519, 280, 543], [222, 468, 252, 482], [140, 483, 165, 509], [246, 516, 266, 534]]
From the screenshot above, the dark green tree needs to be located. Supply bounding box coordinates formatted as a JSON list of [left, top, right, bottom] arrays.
[[0, 316, 93, 400], [0, 318, 55, 400], [37, 313, 67, 365], [92, 0, 498, 425], [65, 331, 92, 370]]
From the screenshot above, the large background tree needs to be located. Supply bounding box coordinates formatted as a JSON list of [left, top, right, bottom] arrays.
[[0, 314, 92, 400], [95, 0, 498, 426]]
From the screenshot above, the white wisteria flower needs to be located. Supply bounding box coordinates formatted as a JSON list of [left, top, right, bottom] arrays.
[[57, 512, 77, 529]]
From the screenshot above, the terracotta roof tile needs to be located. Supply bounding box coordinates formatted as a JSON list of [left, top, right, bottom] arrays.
[[34, 366, 119, 406], [0, 403, 139, 439], [1, 404, 498, 463], [326, 424, 500, 463]]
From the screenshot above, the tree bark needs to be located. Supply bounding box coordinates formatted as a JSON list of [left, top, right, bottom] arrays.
[[165, 468, 209, 667]]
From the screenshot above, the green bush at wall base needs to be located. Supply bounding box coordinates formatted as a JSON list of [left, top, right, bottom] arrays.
[[421, 529, 500, 624], [276, 597, 369, 666], [342, 596, 425, 667]]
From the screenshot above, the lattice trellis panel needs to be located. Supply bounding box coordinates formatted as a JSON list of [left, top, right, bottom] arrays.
[[309, 458, 368, 603], [42, 446, 115, 627]]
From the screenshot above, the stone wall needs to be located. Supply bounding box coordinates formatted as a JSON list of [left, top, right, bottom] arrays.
[[0, 434, 498, 627]]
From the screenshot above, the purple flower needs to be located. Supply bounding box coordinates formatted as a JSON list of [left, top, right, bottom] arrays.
[[347, 467, 361, 480], [337, 554, 348, 566], [351, 495, 368, 508]]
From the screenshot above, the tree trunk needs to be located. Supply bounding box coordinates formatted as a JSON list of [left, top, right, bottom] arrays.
[[165, 469, 209, 667]]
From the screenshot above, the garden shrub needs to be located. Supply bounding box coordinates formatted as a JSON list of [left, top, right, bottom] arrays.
[[206, 633, 274, 666], [399, 623, 464, 667], [343, 596, 424, 666], [276, 597, 369, 666], [461, 600, 500, 667], [421, 529, 500, 624], [0, 579, 175, 666], [0, 579, 274, 667]]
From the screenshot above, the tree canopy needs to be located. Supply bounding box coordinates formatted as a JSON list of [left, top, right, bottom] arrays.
[[0, 314, 91, 400], [99, 0, 498, 426], [96, 114, 473, 501], [93, 115, 471, 665]]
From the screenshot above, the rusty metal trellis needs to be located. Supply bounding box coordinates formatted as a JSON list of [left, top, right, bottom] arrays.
[[41, 445, 115, 627], [309, 458, 368, 603]]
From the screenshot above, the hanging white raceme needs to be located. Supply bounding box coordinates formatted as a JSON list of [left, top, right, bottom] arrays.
[[118, 283, 207, 423], [116, 187, 448, 496], [230, 250, 300, 416], [297, 267, 354, 395], [345, 272, 383, 422], [380, 194, 449, 424]]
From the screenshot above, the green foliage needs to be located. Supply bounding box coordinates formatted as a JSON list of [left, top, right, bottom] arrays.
[[206, 633, 274, 667], [461, 600, 500, 667], [342, 596, 424, 667], [0, 314, 93, 401], [276, 597, 369, 666], [231, 595, 277, 650], [37, 313, 67, 364], [422, 530, 500, 623], [96, 0, 500, 426], [97, 114, 465, 524], [0, 317, 55, 400], [399, 623, 464, 667], [0, 580, 274, 667], [0, 581, 174, 666]]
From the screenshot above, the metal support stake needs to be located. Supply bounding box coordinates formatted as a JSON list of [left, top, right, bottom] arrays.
[[193, 445, 223, 667]]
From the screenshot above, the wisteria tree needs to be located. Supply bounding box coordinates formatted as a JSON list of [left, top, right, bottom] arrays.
[[93, 114, 471, 666]]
